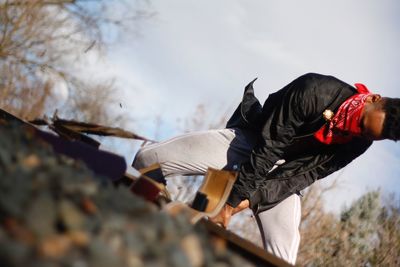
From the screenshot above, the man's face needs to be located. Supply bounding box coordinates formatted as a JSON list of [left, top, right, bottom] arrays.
[[360, 95, 386, 140]]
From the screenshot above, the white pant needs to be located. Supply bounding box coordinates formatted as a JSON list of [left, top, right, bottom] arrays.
[[133, 128, 301, 265]]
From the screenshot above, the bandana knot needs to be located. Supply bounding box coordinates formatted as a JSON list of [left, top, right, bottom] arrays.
[[314, 83, 372, 144]]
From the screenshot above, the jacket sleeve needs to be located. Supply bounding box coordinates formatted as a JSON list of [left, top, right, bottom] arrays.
[[246, 138, 372, 211]]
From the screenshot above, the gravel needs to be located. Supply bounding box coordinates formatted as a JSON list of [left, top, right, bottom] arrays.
[[0, 123, 256, 267]]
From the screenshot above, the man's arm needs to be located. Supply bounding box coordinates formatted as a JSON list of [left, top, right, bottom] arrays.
[[248, 137, 372, 212], [213, 136, 370, 225]]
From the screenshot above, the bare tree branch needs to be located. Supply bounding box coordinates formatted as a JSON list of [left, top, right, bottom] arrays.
[[0, 0, 152, 124]]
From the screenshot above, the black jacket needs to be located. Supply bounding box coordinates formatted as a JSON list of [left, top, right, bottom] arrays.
[[226, 73, 372, 214]]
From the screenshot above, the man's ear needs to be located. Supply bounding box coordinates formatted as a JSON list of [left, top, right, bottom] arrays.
[[366, 94, 382, 103]]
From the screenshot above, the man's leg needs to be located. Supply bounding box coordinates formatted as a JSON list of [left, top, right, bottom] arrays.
[[255, 194, 301, 265], [133, 128, 253, 176]]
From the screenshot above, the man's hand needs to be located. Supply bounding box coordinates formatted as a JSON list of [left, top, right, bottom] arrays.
[[232, 199, 249, 215], [210, 203, 234, 228], [210, 199, 249, 228]]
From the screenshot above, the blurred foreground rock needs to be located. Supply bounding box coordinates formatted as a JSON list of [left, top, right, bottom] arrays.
[[0, 123, 255, 267]]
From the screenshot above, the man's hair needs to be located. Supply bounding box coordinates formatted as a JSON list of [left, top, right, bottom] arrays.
[[382, 98, 400, 140]]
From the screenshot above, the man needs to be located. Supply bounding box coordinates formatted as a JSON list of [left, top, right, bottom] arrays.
[[132, 73, 400, 265]]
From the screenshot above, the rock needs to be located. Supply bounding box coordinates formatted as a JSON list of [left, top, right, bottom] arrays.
[[58, 200, 85, 231], [166, 244, 191, 267], [63, 180, 98, 196], [22, 154, 40, 169], [180, 234, 204, 267], [125, 251, 144, 267], [26, 193, 56, 239], [3, 217, 35, 245], [107, 233, 123, 253], [88, 239, 123, 267], [80, 197, 98, 215], [123, 231, 146, 255], [68, 231, 90, 247], [38, 235, 72, 259], [0, 239, 31, 267]]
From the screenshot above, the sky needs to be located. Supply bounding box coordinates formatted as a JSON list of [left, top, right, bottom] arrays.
[[94, 0, 400, 213]]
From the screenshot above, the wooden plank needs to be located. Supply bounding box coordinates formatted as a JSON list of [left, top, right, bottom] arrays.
[[0, 108, 127, 181], [201, 220, 294, 267]]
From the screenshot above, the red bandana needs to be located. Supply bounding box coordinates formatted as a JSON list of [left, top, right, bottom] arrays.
[[314, 83, 372, 144]]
